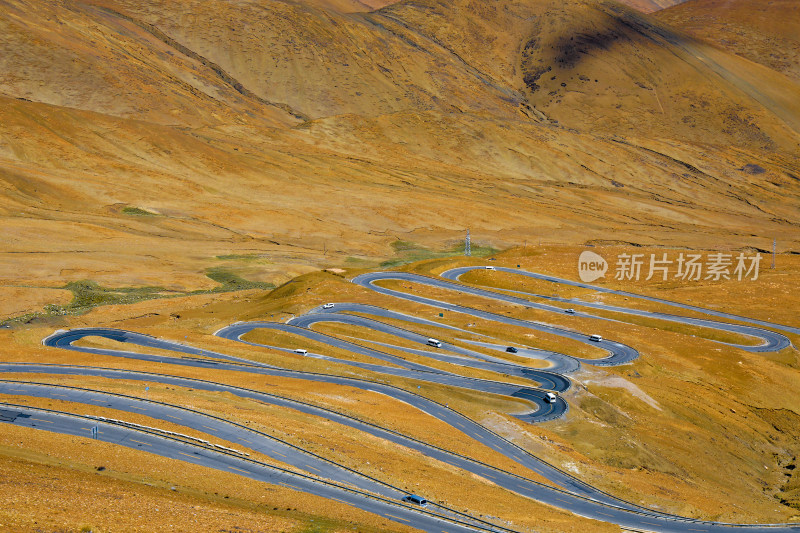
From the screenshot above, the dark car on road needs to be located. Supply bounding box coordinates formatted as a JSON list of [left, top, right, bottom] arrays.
[[402, 494, 428, 506]]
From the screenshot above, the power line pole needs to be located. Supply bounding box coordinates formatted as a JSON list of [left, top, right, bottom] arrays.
[[772, 238, 776, 269], [465, 229, 471, 257]]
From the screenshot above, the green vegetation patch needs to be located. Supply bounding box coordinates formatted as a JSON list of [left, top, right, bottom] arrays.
[[216, 254, 273, 263], [203, 267, 275, 292], [344, 256, 377, 267], [64, 280, 167, 310], [0, 281, 173, 325], [390, 240, 421, 252], [380, 240, 498, 268], [121, 206, 159, 216], [2, 270, 275, 326]]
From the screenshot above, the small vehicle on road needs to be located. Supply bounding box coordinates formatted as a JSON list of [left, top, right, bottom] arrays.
[[544, 392, 558, 403], [484, 266, 496, 270], [402, 494, 428, 506], [505, 346, 518, 353], [427, 338, 442, 348], [322, 303, 334, 309], [293, 348, 308, 355], [565, 308, 575, 314], [589, 334, 602, 342]]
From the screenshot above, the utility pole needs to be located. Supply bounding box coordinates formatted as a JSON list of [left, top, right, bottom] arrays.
[[465, 229, 471, 257]]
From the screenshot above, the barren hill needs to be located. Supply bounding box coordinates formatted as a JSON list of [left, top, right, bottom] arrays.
[[517, 0, 800, 149], [0, 0, 799, 292], [656, 0, 800, 83]]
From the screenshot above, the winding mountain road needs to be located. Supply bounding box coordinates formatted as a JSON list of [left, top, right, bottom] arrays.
[[5, 266, 797, 532]]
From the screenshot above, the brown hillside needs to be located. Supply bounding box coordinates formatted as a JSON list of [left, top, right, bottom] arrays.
[[0, 0, 798, 292], [656, 0, 800, 83], [517, 0, 800, 151], [0, 0, 298, 128], [78, 0, 524, 120]]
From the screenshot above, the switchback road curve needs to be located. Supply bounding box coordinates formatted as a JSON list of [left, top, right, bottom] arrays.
[[351, 272, 641, 366], [440, 266, 794, 351], [217, 320, 568, 421]]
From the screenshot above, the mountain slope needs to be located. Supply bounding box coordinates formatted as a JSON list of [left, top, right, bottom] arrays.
[[655, 0, 800, 83], [515, 0, 800, 151], [0, 0, 798, 291], [0, 0, 299, 128], [78, 0, 526, 120]]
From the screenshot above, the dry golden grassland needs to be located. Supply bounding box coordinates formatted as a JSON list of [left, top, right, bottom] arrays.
[[655, 0, 800, 82], [0, 287, 73, 321], [0, 380, 617, 532], [0, 338, 537, 477], [2, 0, 799, 304], [0, 425, 416, 533], [0, 389, 544, 513]]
